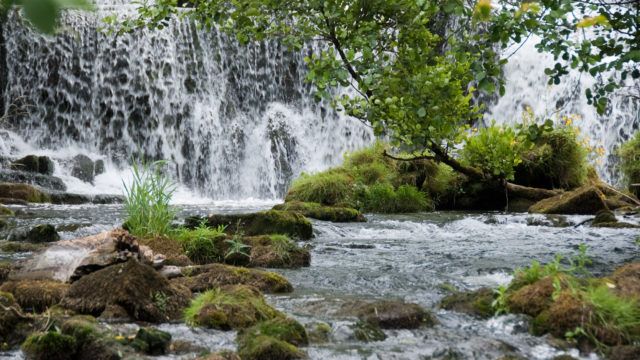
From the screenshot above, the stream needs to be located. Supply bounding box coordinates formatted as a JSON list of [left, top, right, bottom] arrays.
[[1, 203, 638, 360]]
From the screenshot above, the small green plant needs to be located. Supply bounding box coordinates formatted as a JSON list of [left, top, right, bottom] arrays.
[[268, 234, 296, 262], [176, 221, 226, 264], [123, 160, 176, 238], [224, 237, 251, 260], [492, 285, 509, 315], [461, 123, 523, 181], [152, 291, 168, 313]]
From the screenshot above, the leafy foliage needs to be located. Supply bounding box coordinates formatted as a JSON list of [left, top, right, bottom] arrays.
[[460, 123, 523, 181], [618, 132, 640, 196], [123, 160, 176, 238], [1, 0, 92, 33]]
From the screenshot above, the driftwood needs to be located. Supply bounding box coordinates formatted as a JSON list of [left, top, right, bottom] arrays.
[[505, 182, 563, 201]]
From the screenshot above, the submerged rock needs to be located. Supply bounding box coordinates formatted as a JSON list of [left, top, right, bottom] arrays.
[[340, 300, 435, 329], [439, 288, 495, 319], [130, 327, 172, 355], [273, 201, 366, 222], [186, 210, 313, 240], [0, 279, 69, 312], [8, 224, 60, 243], [61, 259, 191, 322], [185, 285, 282, 330], [171, 263, 293, 294], [0, 182, 50, 203], [591, 209, 639, 228], [529, 185, 606, 215], [10, 155, 54, 175]]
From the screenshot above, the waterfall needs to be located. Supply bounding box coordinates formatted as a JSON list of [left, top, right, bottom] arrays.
[[0, 6, 373, 201], [487, 38, 640, 185]]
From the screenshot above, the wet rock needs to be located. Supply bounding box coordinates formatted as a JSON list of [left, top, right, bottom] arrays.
[[273, 201, 366, 222], [306, 322, 331, 343], [61, 259, 191, 322], [130, 327, 171, 355], [138, 236, 191, 266], [10, 155, 55, 175], [341, 300, 435, 329], [0, 241, 47, 253], [71, 154, 96, 184], [185, 284, 282, 330], [8, 224, 59, 243], [351, 321, 386, 342], [172, 263, 293, 294], [60, 315, 122, 360], [439, 288, 495, 319], [593, 209, 618, 225], [0, 280, 69, 312], [21, 331, 77, 360], [529, 185, 606, 215], [0, 169, 66, 191], [48, 192, 124, 205], [608, 345, 640, 360], [187, 210, 313, 240], [237, 318, 308, 360], [94, 160, 105, 176], [0, 204, 14, 216], [0, 182, 50, 203], [98, 304, 130, 321]]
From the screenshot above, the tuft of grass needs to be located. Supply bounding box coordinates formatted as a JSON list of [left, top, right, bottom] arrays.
[[268, 234, 296, 262], [286, 171, 353, 206], [123, 160, 176, 238], [583, 284, 640, 344], [363, 183, 430, 213], [175, 222, 226, 264]]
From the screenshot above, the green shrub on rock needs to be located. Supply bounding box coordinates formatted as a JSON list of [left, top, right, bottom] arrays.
[[184, 285, 282, 330], [130, 327, 171, 355], [286, 171, 353, 206], [461, 124, 523, 181], [237, 335, 306, 360], [237, 317, 308, 347], [175, 223, 226, 264], [272, 201, 365, 222], [618, 131, 640, 197], [21, 331, 77, 360]]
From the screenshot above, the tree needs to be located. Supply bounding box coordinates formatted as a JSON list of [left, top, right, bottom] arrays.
[[1, 0, 92, 34]]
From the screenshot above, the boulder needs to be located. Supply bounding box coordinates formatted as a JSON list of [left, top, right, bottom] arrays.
[[237, 335, 305, 360], [8, 224, 60, 243], [0, 170, 66, 192], [130, 327, 172, 355], [184, 284, 282, 330], [273, 201, 366, 222], [0, 280, 69, 312], [21, 331, 77, 360], [186, 210, 313, 240], [244, 236, 310, 269], [171, 263, 293, 294], [529, 185, 607, 215], [237, 318, 308, 360], [340, 300, 435, 329], [60, 259, 191, 322], [60, 316, 123, 360], [0, 182, 50, 203], [439, 288, 495, 319], [238, 317, 308, 347], [94, 160, 105, 176], [10, 155, 55, 175], [71, 154, 96, 184]]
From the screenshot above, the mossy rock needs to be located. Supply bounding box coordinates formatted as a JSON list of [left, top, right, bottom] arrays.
[[0, 262, 13, 284], [58, 316, 121, 360], [305, 322, 331, 343], [592, 209, 618, 225], [187, 211, 313, 240], [506, 277, 557, 317], [272, 201, 365, 223], [607, 345, 640, 360], [0, 241, 47, 253], [0, 280, 69, 312], [351, 321, 386, 342], [21, 331, 77, 360], [138, 236, 192, 266], [172, 263, 293, 294], [130, 327, 171, 355], [61, 259, 191, 322], [529, 185, 606, 215], [0, 291, 20, 340], [439, 288, 495, 319], [0, 183, 50, 203], [10, 155, 55, 175], [185, 285, 283, 330], [610, 263, 640, 300], [237, 335, 306, 360], [238, 318, 308, 347], [244, 236, 310, 269], [342, 300, 435, 329], [8, 224, 60, 243], [196, 352, 241, 360], [0, 205, 14, 216]]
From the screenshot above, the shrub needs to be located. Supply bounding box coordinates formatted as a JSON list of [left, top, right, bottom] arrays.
[[516, 125, 588, 189], [363, 183, 397, 213], [395, 184, 431, 212], [618, 131, 640, 196], [286, 171, 353, 205], [363, 183, 430, 213], [123, 160, 176, 238], [461, 123, 523, 181], [175, 223, 226, 264]]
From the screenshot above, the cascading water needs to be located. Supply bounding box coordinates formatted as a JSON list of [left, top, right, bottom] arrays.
[[487, 38, 640, 184], [0, 5, 373, 200]]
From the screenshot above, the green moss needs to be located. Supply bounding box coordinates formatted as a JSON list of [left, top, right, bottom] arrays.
[[0, 183, 50, 203], [21, 332, 77, 360], [515, 127, 588, 190], [286, 171, 353, 206], [619, 131, 640, 197], [363, 184, 431, 213], [306, 322, 332, 343], [238, 317, 308, 346], [0, 280, 69, 312], [0, 205, 14, 216], [130, 327, 172, 355], [352, 321, 386, 342], [272, 201, 365, 222], [60, 316, 98, 344], [0, 241, 49, 253], [175, 224, 226, 264], [439, 288, 495, 319], [237, 335, 305, 360], [184, 285, 282, 330], [191, 211, 313, 240]]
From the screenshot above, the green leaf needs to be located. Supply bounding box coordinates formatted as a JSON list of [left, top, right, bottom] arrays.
[[417, 107, 426, 118]]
